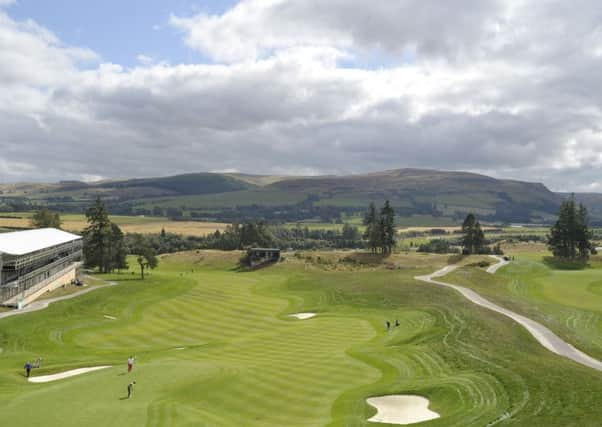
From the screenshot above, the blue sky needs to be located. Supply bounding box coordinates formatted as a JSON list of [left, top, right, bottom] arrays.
[[5, 0, 237, 66]]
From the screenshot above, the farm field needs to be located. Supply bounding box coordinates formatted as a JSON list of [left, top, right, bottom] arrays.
[[0, 213, 228, 236], [0, 251, 601, 426], [445, 244, 602, 361]]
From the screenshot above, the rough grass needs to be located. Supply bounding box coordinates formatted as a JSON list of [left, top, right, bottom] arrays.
[[0, 251, 601, 426]]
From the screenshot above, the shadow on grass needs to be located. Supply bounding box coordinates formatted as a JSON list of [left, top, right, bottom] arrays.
[[339, 252, 390, 266], [543, 256, 589, 270], [233, 260, 280, 273], [447, 254, 465, 265]]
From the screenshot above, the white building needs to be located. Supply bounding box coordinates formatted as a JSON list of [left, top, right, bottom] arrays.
[[0, 228, 83, 307]]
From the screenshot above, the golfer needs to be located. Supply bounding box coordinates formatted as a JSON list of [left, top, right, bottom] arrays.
[[127, 356, 135, 373], [24, 361, 32, 378], [127, 381, 136, 399]]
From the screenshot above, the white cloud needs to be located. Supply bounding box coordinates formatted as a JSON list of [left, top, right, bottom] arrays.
[[170, 0, 503, 64], [136, 54, 154, 65], [1, 2, 602, 191]]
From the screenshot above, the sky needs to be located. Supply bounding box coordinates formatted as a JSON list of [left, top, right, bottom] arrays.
[[1, 0, 602, 191]]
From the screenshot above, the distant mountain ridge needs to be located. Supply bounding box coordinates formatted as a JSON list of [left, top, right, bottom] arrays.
[[0, 169, 600, 224]]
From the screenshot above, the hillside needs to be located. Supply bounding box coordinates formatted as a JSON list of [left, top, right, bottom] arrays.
[[0, 168, 596, 224]]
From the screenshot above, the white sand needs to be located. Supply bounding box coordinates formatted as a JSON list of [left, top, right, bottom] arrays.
[[29, 366, 112, 383], [367, 395, 440, 425], [289, 312, 316, 320], [175, 347, 186, 350], [103, 315, 117, 320]]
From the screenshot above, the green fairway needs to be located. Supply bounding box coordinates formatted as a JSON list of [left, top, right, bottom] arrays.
[[446, 250, 602, 361], [1, 251, 602, 426]]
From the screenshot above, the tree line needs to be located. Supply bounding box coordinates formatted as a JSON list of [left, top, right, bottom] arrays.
[[180, 221, 364, 252], [32, 196, 599, 265]]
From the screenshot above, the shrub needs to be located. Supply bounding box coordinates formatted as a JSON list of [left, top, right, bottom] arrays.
[[417, 239, 459, 254]]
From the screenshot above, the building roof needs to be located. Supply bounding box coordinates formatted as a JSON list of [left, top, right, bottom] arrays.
[[0, 228, 81, 256]]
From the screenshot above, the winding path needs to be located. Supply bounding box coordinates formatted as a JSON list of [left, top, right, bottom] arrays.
[[415, 256, 602, 372], [0, 276, 117, 321]]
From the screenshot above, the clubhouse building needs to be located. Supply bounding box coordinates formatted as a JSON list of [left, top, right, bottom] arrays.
[[0, 228, 83, 308]]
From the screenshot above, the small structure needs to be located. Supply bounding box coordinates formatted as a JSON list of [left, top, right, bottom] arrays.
[[0, 228, 83, 307], [248, 248, 281, 267]]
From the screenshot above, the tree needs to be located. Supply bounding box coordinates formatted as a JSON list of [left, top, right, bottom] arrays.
[[342, 223, 360, 241], [110, 223, 128, 272], [576, 202, 593, 259], [380, 200, 396, 253], [131, 234, 158, 279], [83, 197, 112, 272], [83, 196, 127, 273], [363, 202, 380, 253], [548, 195, 593, 259], [461, 213, 485, 254], [30, 208, 61, 229], [363, 201, 396, 254], [239, 221, 273, 248]]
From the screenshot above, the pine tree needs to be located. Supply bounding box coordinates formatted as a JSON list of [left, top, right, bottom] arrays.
[[110, 223, 128, 271], [83, 196, 127, 273], [461, 213, 485, 254], [474, 220, 485, 254], [461, 213, 476, 254], [363, 202, 380, 253], [380, 200, 396, 253], [548, 195, 593, 259], [83, 197, 111, 272], [576, 203, 593, 259]]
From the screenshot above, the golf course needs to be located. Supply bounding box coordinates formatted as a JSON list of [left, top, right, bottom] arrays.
[[1, 249, 602, 426]]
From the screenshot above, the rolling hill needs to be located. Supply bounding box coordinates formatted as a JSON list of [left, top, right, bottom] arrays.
[[0, 169, 597, 224]]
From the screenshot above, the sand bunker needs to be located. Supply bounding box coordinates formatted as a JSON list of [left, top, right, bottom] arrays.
[[103, 315, 117, 320], [289, 312, 316, 320], [29, 366, 112, 383], [367, 395, 440, 425]]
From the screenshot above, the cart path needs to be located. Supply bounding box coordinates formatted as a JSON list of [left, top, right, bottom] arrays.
[[486, 255, 510, 273], [0, 276, 117, 320], [415, 258, 602, 372]]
